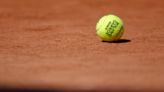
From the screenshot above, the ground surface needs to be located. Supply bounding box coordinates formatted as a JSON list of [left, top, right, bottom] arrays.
[[0, 0, 164, 91]]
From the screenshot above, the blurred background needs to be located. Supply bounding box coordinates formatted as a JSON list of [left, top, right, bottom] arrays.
[[0, 0, 164, 91]]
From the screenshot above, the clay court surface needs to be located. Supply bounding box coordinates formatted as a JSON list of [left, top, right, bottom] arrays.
[[0, 0, 164, 91]]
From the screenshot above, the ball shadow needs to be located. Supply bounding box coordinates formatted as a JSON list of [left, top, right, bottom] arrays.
[[102, 39, 131, 43]]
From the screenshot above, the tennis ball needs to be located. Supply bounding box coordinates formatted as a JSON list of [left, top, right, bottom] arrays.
[[96, 14, 124, 42]]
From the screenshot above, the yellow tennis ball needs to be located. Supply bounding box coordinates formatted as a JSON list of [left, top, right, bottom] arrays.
[[96, 14, 124, 42]]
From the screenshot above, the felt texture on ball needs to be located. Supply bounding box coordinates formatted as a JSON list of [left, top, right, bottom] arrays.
[[96, 15, 124, 41]]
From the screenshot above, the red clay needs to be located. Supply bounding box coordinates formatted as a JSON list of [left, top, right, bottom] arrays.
[[0, 0, 164, 91]]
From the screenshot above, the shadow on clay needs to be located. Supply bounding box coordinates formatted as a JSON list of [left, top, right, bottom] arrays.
[[102, 39, 131, 43]]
